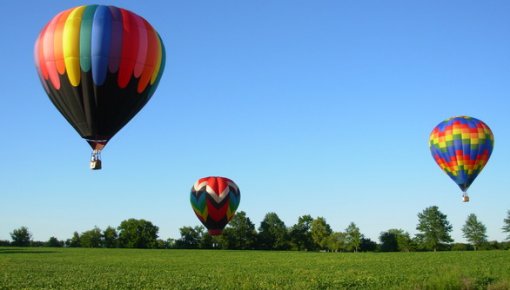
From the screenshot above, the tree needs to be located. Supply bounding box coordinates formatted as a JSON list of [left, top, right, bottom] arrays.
[[327, 232, 346, 252], [31, 241, 45, 247], [359, 237, 377, 252], [80, 227, 103, 248], [416, 206, 453, 251], [310, 217, 332, 251], [380, 229, 413, 252], [10, 226, 32, 247], [166, 238, 176, 249], [67, 232, 81, 247], [154, 239, 166, 249], [462, 213, 487, 251], [257, 212, 289, 250], [395, 231, 413, 252], [289, 215, 315, 251], [175, 226, 203, 249], [117, 219, 159, 249], [379, 231, 398, 252], [199, 232, 214, 249], [221, 211, 257, 250], [503, 210, 510, 241], [47, 237, 64, 247], [481, 240, 505, 251], [103, 226, 118, 248], [451, 243, 473, 251], [411, 236, 428, 251], [345, 222, 361, 252]]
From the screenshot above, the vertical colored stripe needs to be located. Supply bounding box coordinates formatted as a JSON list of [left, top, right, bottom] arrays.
[[465, 119, 474, 173], [35, 24, 49, 80], [133, 15, 148, 78], [79, 5, 98, 72], [108, 6, 123, 73], [63, 6, 87, 86], [148, 36, 165, 97], [91, 5, 112, 85], [43, 13, 60, 89], [475, 124, 490, 176], [34, 29, 51, 94], [118, 8, 139, 88], [34, 34, 41, 74], [54, 9, 72, 74], [137, 20, 156, 93], [150, 33, 163, 84], [453, 123, 462, 169]]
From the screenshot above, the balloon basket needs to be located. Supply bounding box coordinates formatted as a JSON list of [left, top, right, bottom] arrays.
[[90, 150, 102, 170], [90, 159, 102, 170], [462, 193, 469, 202]]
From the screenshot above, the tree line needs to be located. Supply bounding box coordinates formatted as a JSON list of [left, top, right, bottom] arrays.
[[3, 207, 510, 252]]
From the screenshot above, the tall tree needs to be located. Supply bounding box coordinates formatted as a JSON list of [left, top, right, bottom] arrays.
[[380, 229, 412, 252], [503, 210, 510, 241], [462, 213, 487, 251], [359, 237, 378, 252], [257, 212, 289, 250], [10, 226, 32, 247], [117, 219, 159, 249], [395, 230, 413, 252], [379, 231, 398, 252], [46, 237, 64, 247], [310, 217, 332, 250], [221, 211, 257, 250], [175, 226, 203, 249], [80, 227, 102, 248], [289, 215, 315, 251], [67, 232, 81, 247], [416, 206, 453, 251], [327, 232, 346, 252], [345, 222, 361, 252], [103, 226, 118, 248]]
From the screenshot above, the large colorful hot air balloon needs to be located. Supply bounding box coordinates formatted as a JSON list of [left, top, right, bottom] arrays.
[[190, 177, 241, 235], [429, 116, 494, 202], [34, 5, 165, 169]]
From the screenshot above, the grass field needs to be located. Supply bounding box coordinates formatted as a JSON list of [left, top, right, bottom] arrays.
[[1, 247, 509, 289]]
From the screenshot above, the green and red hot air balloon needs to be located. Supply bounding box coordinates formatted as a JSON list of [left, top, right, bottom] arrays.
[[190, 177, 241, 235], [429, 116, 494, 202], [34, 5, 165, 169]]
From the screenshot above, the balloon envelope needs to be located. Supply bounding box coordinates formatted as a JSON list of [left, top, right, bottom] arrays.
[[429, 116, 494, 193], [34, 5, 165, 154], [190, 177, 241, 235]]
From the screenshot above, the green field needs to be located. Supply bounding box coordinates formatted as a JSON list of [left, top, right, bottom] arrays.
[[1, 248, 509, 289]]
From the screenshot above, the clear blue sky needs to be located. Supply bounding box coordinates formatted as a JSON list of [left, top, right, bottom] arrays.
[[1, 0, 509, 243]]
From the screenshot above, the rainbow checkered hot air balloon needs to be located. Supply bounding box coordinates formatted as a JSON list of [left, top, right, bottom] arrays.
[[429, 116, 494, 202], [190, 177, 241, 235], [34, 5, 165, 169]]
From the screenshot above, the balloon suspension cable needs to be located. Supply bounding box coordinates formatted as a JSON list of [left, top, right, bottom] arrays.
[[90, 149, 102, 170], [462, 191, 469, 203]]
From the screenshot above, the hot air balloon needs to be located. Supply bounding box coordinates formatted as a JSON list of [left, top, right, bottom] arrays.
[[429, 116, 494, 202], [34, 5, 165, 169], [190, 177, 241, 235]]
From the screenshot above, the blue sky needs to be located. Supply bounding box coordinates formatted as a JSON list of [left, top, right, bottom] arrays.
[[1, 0, 509, 243]]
